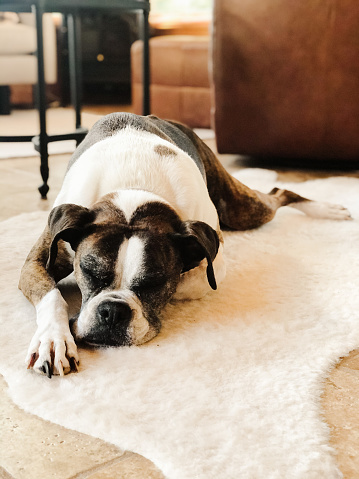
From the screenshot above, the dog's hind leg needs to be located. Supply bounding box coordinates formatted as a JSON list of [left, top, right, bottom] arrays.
[[268, 187, 352, 221], [166, 120, 352, 229], [166, 120, 282, 230], [212, 178, 352, 229]]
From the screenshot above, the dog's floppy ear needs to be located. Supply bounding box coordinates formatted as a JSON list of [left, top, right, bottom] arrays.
[[170, 220, 219, 290], [46, 204, 95, 271]]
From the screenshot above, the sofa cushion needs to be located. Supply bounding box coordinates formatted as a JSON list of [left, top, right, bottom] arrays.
[[0, 56, 37, 84], [0, 20, 36, 55]]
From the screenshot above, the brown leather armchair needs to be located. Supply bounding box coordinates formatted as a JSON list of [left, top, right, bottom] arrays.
[[132, 34, 211, 128], [212, 0, 359, 164]]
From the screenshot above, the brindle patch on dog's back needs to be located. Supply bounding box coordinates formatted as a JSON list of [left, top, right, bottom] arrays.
[[153, 144, 178, 157]]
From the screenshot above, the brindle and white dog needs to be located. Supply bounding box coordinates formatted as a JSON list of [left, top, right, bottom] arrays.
[[19, 113, 352, 378]]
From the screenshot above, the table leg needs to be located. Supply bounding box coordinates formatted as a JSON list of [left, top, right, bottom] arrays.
[[141, 8, 150, 116], [32, 4, 49, 199], [68, 13, 83, 136]]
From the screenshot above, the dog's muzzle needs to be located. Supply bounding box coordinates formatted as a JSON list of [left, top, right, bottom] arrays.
[[71, 298, 133, 347]]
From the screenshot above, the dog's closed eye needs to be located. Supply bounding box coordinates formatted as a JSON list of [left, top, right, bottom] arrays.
[[132, 274, 168, 292], [80, 259, 113, 285]]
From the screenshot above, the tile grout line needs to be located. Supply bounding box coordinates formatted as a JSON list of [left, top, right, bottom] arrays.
[[68, 451, 134, 479], [0, 466, 15, 479]]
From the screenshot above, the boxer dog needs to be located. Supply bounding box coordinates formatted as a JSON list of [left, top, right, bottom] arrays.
[[19, 113, 352, 378]]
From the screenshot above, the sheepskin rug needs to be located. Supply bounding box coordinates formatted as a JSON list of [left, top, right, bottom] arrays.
[[1, 169, 359, 479]]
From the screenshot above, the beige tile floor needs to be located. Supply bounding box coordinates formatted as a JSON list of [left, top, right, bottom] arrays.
[[1, 111, 359, 478]]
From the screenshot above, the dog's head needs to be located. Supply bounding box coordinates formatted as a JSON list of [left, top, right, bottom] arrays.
[[46, 194, 219, 347]]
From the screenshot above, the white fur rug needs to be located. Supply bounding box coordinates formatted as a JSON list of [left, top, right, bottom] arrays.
[[1, 169, 359, 479]]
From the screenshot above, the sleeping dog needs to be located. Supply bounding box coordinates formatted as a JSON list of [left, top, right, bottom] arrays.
[[19, 113, 352, 378]]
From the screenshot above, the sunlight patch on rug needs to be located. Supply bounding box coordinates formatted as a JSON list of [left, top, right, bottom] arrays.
[[1, 171, 359, 479]]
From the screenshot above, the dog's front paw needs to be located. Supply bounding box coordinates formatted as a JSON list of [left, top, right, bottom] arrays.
[[26, 289, 80, 378], [26, 328, 79, 378]]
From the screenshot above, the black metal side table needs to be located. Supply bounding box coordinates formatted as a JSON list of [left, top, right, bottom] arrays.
[[0, 0, 150, 198]]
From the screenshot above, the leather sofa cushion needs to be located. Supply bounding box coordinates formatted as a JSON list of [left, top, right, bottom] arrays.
[[0, 20, 36, 54]]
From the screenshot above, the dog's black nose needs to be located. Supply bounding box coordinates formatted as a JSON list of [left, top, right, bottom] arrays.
[[97, 300, 132, 328]]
